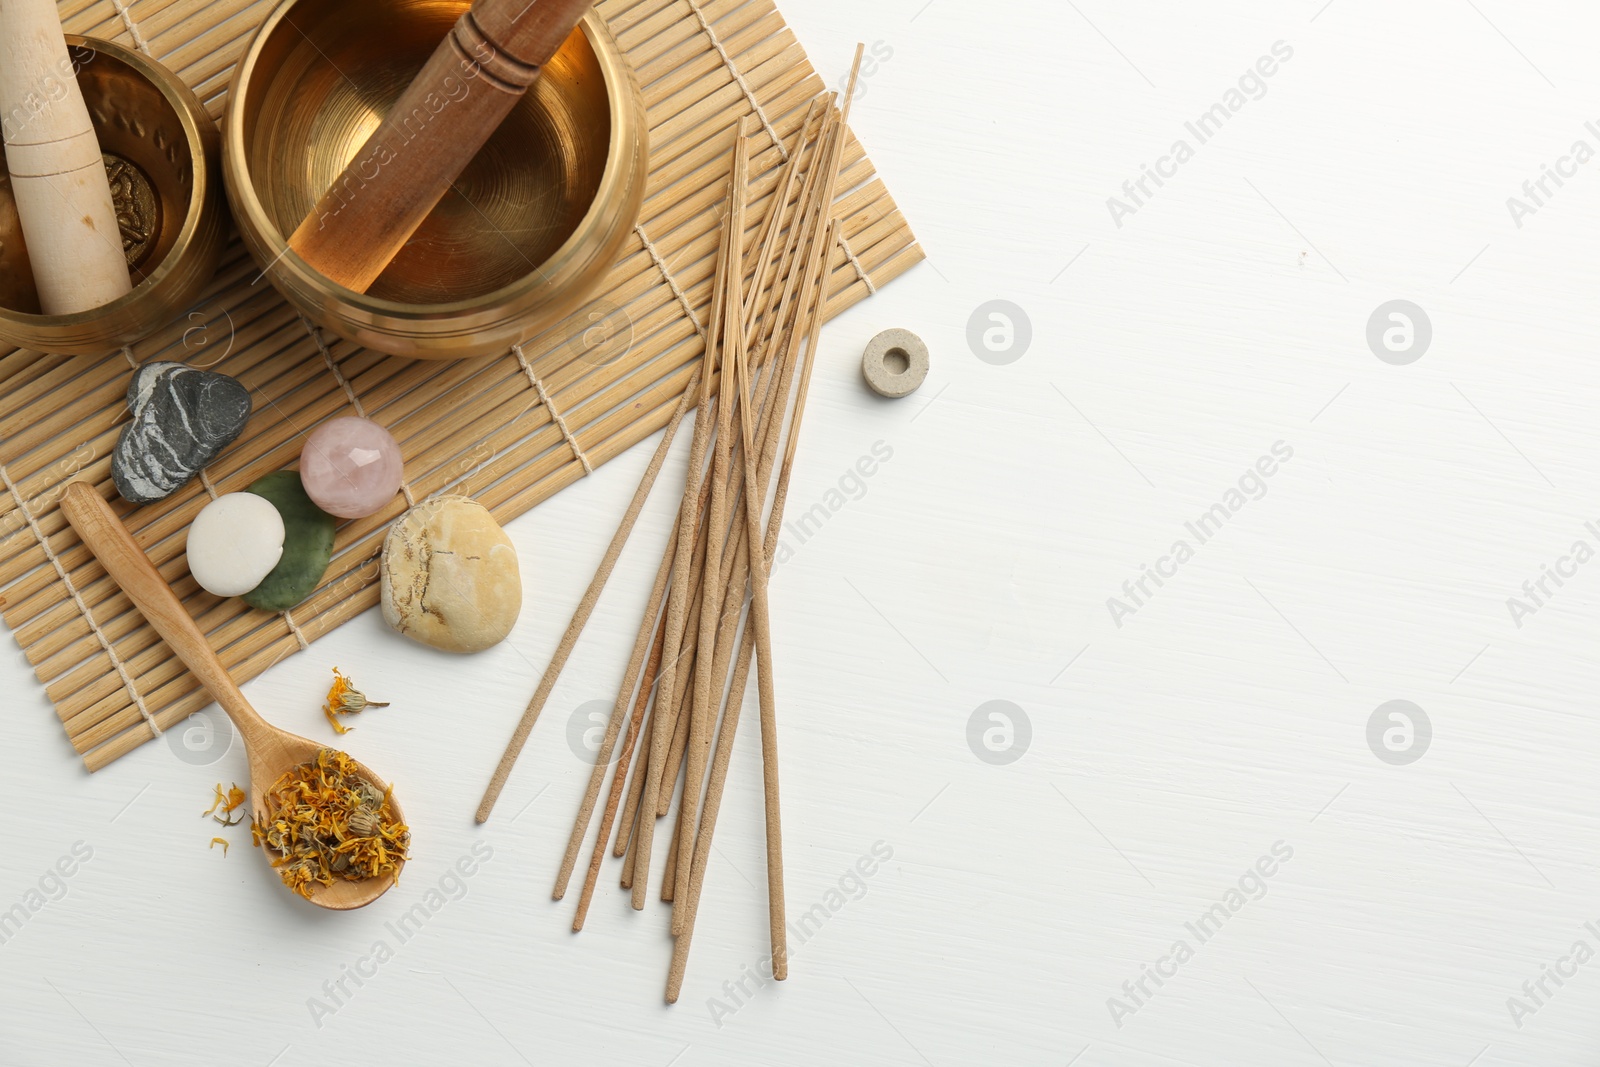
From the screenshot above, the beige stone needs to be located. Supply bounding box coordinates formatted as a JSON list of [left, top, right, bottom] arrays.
[[380, 496, 522, 653]]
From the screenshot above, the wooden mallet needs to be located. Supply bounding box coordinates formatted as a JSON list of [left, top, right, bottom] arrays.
[[0, 0, 133, 314], [287, 0, 594, 294]]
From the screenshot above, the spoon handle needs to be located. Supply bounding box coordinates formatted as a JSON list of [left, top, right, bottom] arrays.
[[60, 481, 278, 749]]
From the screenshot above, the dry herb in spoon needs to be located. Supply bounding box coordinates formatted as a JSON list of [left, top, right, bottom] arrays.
[[250, 748, 409, 900]]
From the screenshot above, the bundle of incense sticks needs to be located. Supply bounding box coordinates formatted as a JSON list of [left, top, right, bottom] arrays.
[[476, 48, 865, 1002]]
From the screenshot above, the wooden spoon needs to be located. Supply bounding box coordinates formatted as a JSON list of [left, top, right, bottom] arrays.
[[60, 481, 404, 910]]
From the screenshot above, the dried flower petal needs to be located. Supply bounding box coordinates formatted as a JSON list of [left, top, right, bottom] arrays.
[[204, 782, 247, 820], [322, 668, 390, 735]]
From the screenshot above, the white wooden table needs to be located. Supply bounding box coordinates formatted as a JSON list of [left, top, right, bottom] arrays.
[[5, 1, 1597, 1063]]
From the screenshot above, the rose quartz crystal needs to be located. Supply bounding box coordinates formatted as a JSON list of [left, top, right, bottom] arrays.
[[299, 417, 403, 519]]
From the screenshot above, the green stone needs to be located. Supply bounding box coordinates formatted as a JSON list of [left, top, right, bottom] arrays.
[[241, 470, 335, 611]]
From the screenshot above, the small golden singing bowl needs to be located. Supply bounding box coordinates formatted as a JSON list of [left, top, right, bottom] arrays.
[[0, 36, 227, 355], [224, 0, 648, 360]]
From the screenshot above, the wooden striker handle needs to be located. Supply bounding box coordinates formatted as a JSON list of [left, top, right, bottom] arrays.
[[287, 0, 594, 294], [59, 482, 276, 748], [0, 0, 132, 314]]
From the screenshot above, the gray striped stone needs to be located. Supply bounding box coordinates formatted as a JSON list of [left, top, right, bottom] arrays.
[[111, 362, 251, 505]]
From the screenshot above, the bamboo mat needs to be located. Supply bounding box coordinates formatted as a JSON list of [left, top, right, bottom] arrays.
[[0, 0, 921, 771]]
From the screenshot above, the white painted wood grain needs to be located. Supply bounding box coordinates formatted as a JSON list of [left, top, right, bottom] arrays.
[[4, 1, 1598, 1063]]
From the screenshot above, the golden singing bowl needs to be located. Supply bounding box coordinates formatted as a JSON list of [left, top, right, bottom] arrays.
[[0, 36, 227, 355], [224, 0, 647, 360]]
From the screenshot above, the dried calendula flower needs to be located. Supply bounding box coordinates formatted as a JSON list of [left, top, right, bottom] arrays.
[[249, 748, 409, 900], [322, 667, 390, 735], [203, 782, 248, 826], [210, 837, 230, 857]]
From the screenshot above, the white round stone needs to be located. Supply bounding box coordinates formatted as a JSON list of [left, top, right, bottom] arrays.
[[186, 492, 286, 598]]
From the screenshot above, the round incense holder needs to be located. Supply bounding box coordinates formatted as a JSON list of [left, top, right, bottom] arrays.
[[862, 328, 929, 398], [0, 35, 227, 355], [223, 0, 648, 360]]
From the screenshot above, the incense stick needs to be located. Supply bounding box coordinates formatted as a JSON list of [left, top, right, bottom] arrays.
[[752, 50, 864, 983], [501, 64, 864, 999], [630, 479, 715, 885], [632, 151, 736, 908], [572, 593, 666, 929], [612, 481, 708, 859], [665, 210, 842, 998], [476, 362, 705, 825], [667, 156, 820, 931], [668, 131, 857, 991], [553, 489, 682, 900], [667, 219, 841, 1002], [677, 120, 751, 885]]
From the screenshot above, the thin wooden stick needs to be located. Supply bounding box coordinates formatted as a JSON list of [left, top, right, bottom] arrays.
[[579, 87, 838, 953], [630, 106, 816, 926], [632, 164, 734, 909], [617, 700, 656, 870], [652, 486, 719, 816], [620, 779, 646, 889], [690, 208, 830, 769], [750, 106, 838, 364], [731, 278, 788, 982], [661, 797, 683, 902], [654, 699, 687, 816], [667, 223, 809, 929], [750, 47, 864, 984], [665, 609, 756, 1003], [477, 361, 704, 824], [739, 99, 824, 337], [553, 471, 685, 898], [631, 490, 713, 870], [781, 222, 840, 487], [658, 656, 696, 806], [675, 158, 825, 953], [662, 326, 787, 844], [677, 120, 755, 900], [610, 472, 713, 864], [572, 591, 666, 929], [667, 219, 842, 1003]]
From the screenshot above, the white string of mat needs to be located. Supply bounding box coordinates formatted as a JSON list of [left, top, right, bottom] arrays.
[[635, 223, 707, 342], [837, 232, 877, 294], [300, 315, 369, 418], [513, 343, 593, 474], [282, 609, 310, 650], [685, 0, 786, 159], [106, 0, 153, 56]]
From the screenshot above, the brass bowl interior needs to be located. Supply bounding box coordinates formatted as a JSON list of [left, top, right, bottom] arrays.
[[244, 0, 610, 305], [0, 42, 195, 315]]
